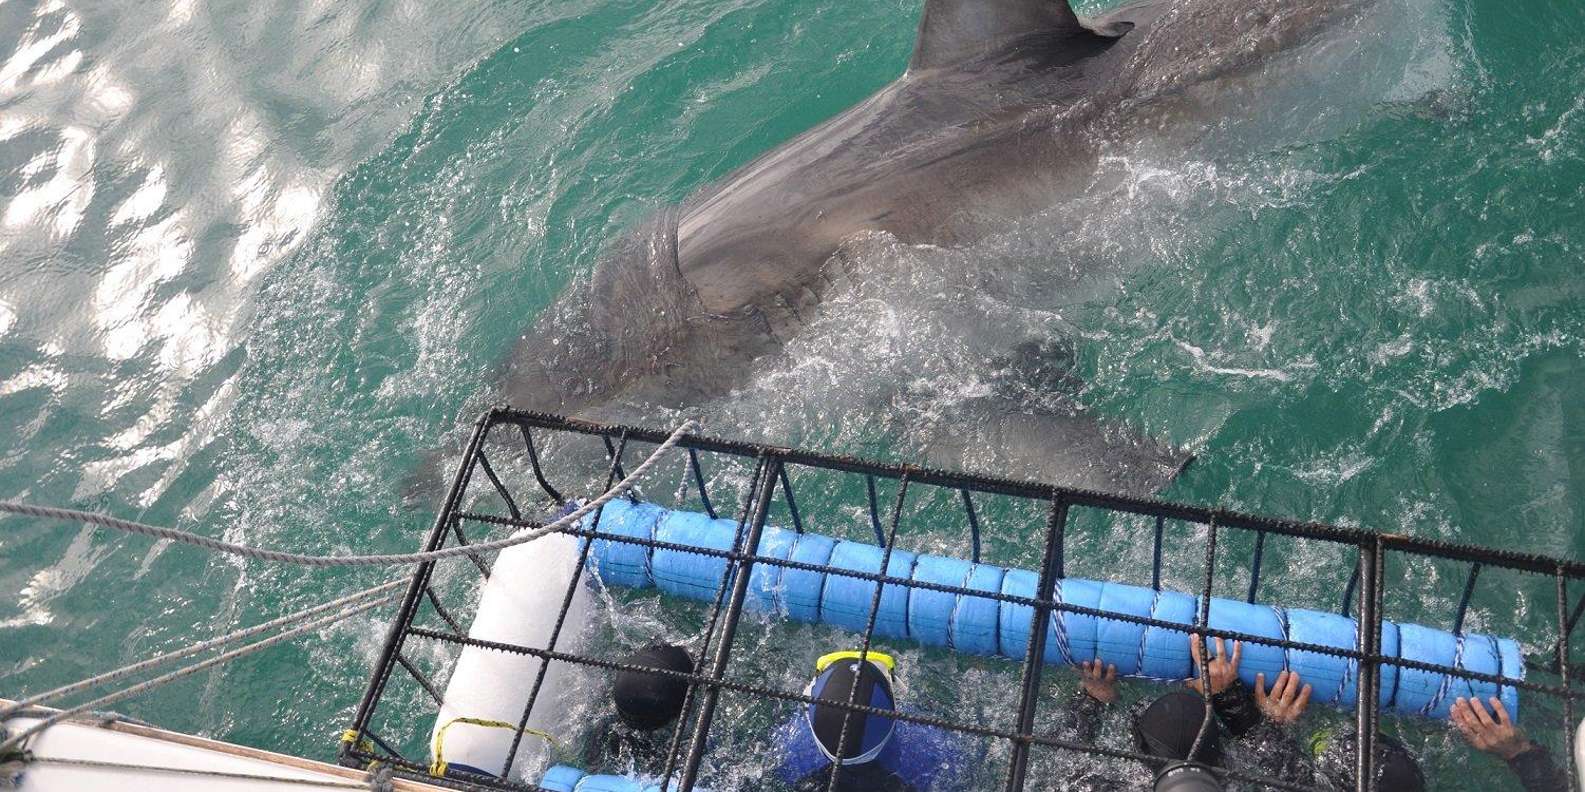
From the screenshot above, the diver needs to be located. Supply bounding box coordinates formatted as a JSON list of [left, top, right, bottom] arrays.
[[582, 643, 694, 773], [1064, 656, 1226, 791], [1185, 636, 1319, 783], [1189, 636, 1568, 791], [773, 649, 966, 791], [1181, 635, 1424, 791], [1451, 695, 1570, 792], [1064, 635, 1323, 791]]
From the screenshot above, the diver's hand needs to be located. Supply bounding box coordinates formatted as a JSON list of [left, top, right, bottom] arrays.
[[1253, 670, 1311, 726], [1452, 697, 1534, 761], [1187, 635, 1241, 695], [1080, 659, 1119, 704]]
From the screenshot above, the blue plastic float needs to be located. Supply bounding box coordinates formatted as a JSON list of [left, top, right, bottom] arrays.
[[539, 765, 703, 792], [581, 499, 1523, 721]]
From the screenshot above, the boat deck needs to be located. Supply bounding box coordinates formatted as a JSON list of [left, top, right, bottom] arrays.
[[2, 698, 447, 791]]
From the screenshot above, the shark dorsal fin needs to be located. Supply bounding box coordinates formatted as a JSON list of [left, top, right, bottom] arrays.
[[909, 0, 1110, 72]]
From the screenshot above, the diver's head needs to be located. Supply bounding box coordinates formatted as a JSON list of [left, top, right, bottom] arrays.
[[805, 650, 898, 765], [1310, 730, 1425, 792], [1132, 691, 1223, 770], [613, 643, 694, 731]]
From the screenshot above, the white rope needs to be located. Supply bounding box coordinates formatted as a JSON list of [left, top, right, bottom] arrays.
[[0, 591, 399, 755], [0, 420, 698, 567], [0, 419, 698, 760], [0, 580, 405, 720]]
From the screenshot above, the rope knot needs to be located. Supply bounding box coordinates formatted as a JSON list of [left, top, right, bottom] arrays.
[[366, 760, 394, 792], [0, 724, 27, 786], [0, 747, 27, 791]]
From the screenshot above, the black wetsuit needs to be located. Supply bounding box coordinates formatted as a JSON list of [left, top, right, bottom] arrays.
[[1505, 743, 1572, 792], [1063, 686, 1329, 790], [1208, 682, 1314, 783], [1210, 681, 1571, 792], [1061, 683, 1572, 791], [1060, 689, 1141, 791]]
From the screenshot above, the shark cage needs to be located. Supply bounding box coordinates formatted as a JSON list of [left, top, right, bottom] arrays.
[[340, 408, 1585, 792]]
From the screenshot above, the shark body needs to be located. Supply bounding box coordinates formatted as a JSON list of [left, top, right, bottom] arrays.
[[499, 0, 1369, 495]]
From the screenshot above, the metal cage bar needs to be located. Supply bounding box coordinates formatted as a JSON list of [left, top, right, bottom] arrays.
[[448, 510, 1567, 698], [657, 455, 769, 790], [423, 585, 465, 638], [1354, 539, 1384, 792], [1248, 530, 1268, 604], [675, 459, 780, 791], [1567, 590, 1585, 647], [1005, 495, 1069, 791], [396, 653, 445, 707], [1186, 513, 1221, 767], [960, 489, 983, 564], [777, 463, 805, 535], [1152, 514, 1166, 591], [476, 450, 522, 523], [342, 412, 493, 765], [449, 513, 491, 579], [1559, 567, 1578, 791], [823, 474, 910, 792], [341, 408, 1585, 792], [865, 476, 885, 545], [687, 447, 718, 519], [515, 421, 564, 505], [1453, 563, 1482, 636]]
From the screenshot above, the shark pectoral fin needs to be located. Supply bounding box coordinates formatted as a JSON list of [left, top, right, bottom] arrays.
[[909, 0, 1121, 71], [1088, 19, 1135, 39], [916, 400, 1193, 498]]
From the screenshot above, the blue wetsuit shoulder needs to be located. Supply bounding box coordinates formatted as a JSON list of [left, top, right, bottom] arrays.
[[772, 710, 969, 791]]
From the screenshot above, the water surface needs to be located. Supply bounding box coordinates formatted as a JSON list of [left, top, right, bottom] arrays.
[[2, 0, 1583, 788]]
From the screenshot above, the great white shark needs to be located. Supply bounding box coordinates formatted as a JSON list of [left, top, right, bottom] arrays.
[[495, 0, 1371, 495]]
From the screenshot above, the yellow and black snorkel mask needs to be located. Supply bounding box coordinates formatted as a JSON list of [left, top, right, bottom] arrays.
[[815, 650, 895, 680], [805, 649, 899, 765]]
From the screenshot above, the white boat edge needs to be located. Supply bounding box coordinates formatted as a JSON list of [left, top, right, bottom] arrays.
[[1, 698, 449, 791]]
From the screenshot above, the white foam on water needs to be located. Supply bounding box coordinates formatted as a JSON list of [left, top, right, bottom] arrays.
[[1527, 86, 1585, 164], [1174, 339, 1309, 383]]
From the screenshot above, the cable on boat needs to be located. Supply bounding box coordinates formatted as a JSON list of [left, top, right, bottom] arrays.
[[0, 420, 698, 779], [0, 592, 400, 755], [0, 420, 697, 568], [0, 580, 406, 721]]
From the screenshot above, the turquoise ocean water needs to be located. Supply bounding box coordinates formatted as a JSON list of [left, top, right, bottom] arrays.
[[2, 0, 1583, 788]]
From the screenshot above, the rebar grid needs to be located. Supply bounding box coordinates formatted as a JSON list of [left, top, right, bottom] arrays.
[[444, 511, 1568, 700], [341, 408, 1585, 792]]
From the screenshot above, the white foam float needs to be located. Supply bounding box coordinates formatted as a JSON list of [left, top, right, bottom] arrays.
[[430, 532, 594, 780]]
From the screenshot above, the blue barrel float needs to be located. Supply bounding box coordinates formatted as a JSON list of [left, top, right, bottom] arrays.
[[581, 499, 1523, 721], [539, 765, 704, 792]]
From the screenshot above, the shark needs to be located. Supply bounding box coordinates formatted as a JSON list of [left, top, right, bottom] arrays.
[[495, 0, 1372, 496]]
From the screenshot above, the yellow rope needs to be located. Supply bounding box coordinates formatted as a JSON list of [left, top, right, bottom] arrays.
[[339, 729, 374, 754], [429, 717, 557, 777]]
